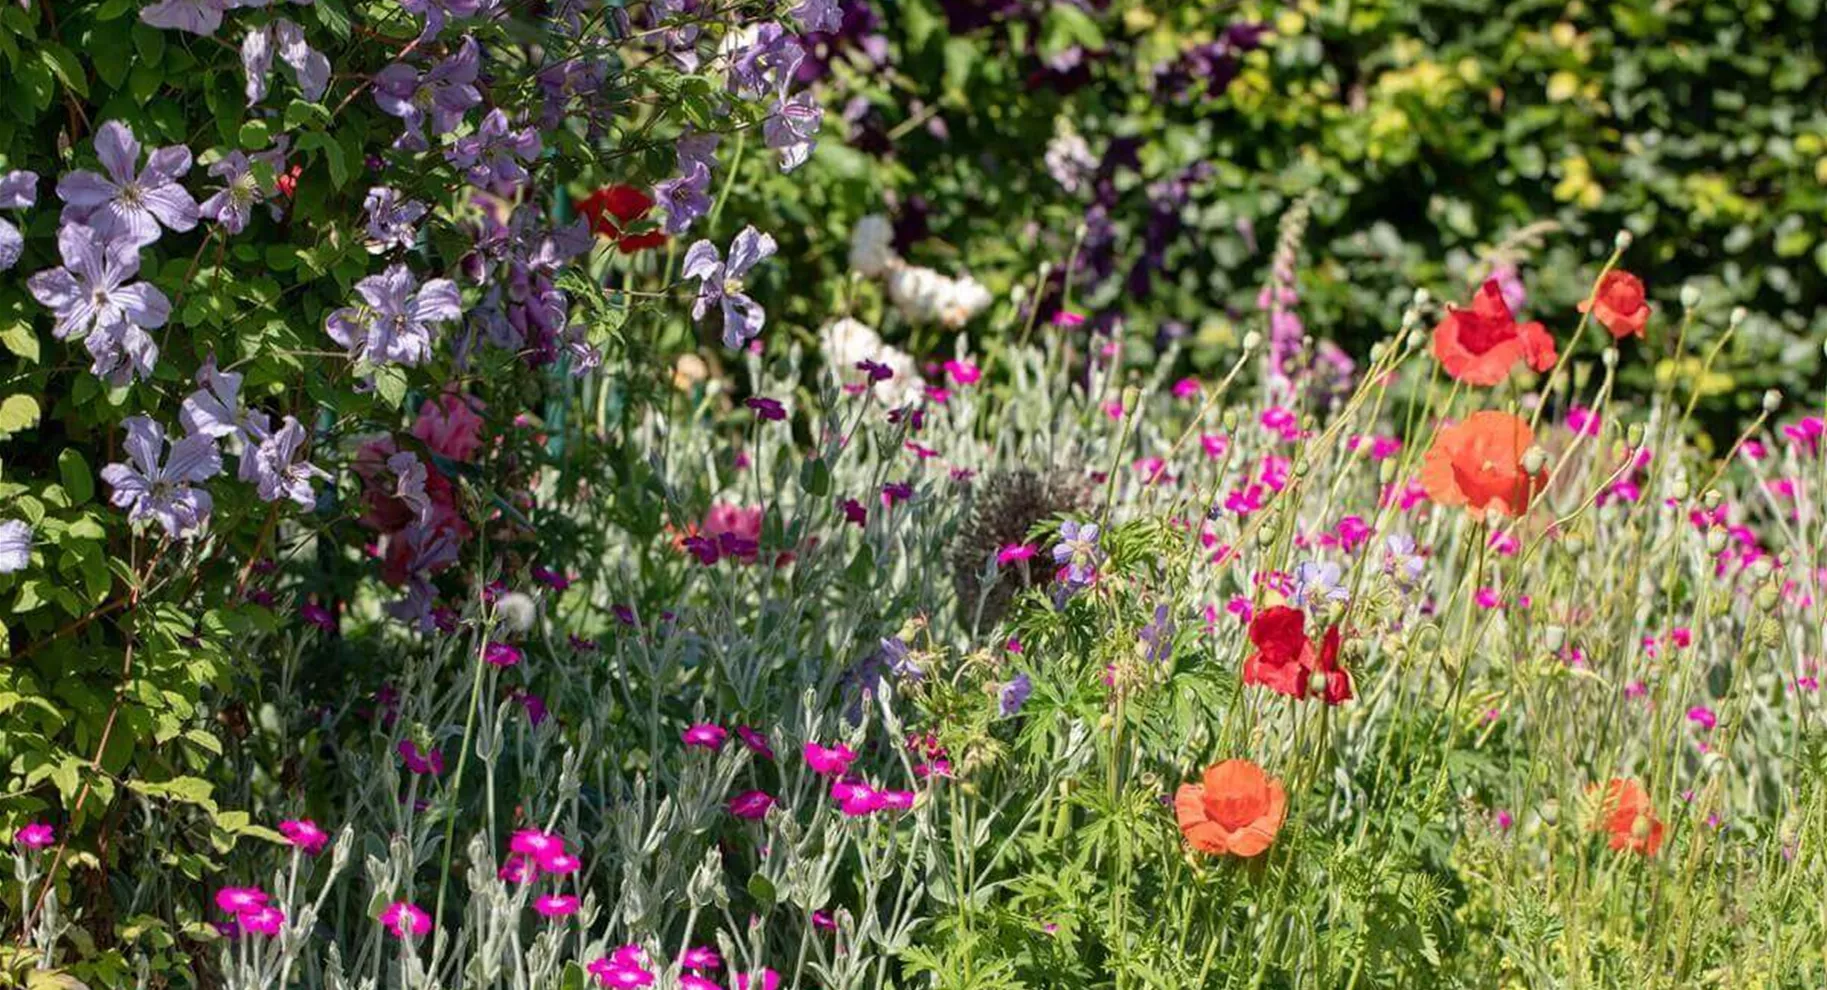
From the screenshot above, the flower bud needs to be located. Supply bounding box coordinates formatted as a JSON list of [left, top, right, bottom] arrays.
[[1630, 814, 1653, 840], [1369, 341, 1388, 362], [1679, 284, 1701, 309], [1625, 424, 1645, 448], [1241, 331, 1263, 352], [1121, 386, 1141, 414], [1761, 618, 1783, 648], [1564, 535, 1587, 557], [1520, 446, 1548, 475], [1543, 625, 1566, 652], [1601, 347, 1618, 368], [1671, 477, 1690, 501], [1307, 671, 1331, 695], [1405, 329, 1426, 351], [1730, 306, 1748, 329], [1221, 409, 1240, 431], [1749, 557, 1775, 581], [1412, 288, 1432, 308], [1614, 230, 1634, 252], [1293, 459, 1310, 478], [1756, 583, 1780, 613], [1763, 390, 1782, 414], [1255, 523, 1278, 548], [1705, 528, 1728, 554], [1702, 489, 1722, 511], [1539, 800, 1560, 827], [1379, 459, 1397, 484]]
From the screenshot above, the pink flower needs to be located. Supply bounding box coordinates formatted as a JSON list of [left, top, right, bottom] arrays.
[[729, 790, 775, 820], [1474, 587, 1501, 610], [484, 641, 523, 667], [1133, 457, 1169, 485], [812, 910, 837, 930], [881, 481, 914, 507], [1260, 406, 1299, 442], [1566, 406, 1602, 437], [736, 726, 776, 760], [997, 544, 1037, 566], [1053, 310, 1085, 327], [683, 723, 729, 749], [681, 946, 722, 970], [1488, 531, 1520, 556], [1199, 434, 1229, 460], [380, 901, 433, 938], [412, 392, 486, 462], [1669, 627, 1692, 649], [278, 819, 329, 855], [735, 968, 782, 990], [499, 856, 533, 883], [1687, 706, 1717, 730], [1741, 438, 1767, 460], [398, 740, 445, 775], [531, 565, 572, 590], [878, 789, 916, 810], [681, 977, 721, 990], [1624, 680, 1649, 699], [1495, 810, 1514, 830], [216, 887, 269, 915], [1102, 399, 1124, 421], [539, 853, 581, 875], [241, 906, 285, 936], [832, 778, 885, 816], [943, 359, 981, 385], [14, 822, 54, 850], [509, 829, 566, 861], [534, 894, 579, 918], [1332, 515, 1372, 553], [588, 957, 655, 989], [301, 602, 337, 631], [1172, 377, 1202, 399], [803, 741, 857, 776], [841, 498, 867, 527]]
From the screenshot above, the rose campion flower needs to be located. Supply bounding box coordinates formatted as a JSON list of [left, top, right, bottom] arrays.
[[533, 894, 579, 918], [324, 263, 461, 366], [27, 223, 171, 344], [680, 946, 721, 971], [734, 968, 782, 990], [14, 822, 54, 849], [239, 414, 331, 507], [398, 739, 445, 775], [0, 519, 32, 574], [240, 906, 285, 936], [483, 641, 523, 667], [56, 121, 197, 247], [278, 819, 329, 855], [242, 19, 329, 105], [803, 741, 857, 776], [373, 37, 484, 151], [380, 901, 433, 938], [683, 226, 776, 349], [682, 723, 728, 749], [101, 417, 221, 539], [728, 790, 775, 819], [0, 169, 35, 272], [216, 887, 269, 914], [363, 187, 429, 253]]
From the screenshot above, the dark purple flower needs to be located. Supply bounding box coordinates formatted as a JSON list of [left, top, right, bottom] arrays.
[[683, 534, 719, 565], [446, 108, 541, 194], [683, 225, 776, 349], [372, 37, 483, 151], [856, 359, 893, 382], [841, 497, 866, 527], [301, 602, 337, 631], [363, 187, 429, 252], [242, 19, 329, 105], [881, 480, 913, 505], [140, 0, 231, 36], [745, 396, 787, 421], [0, 170, 35, 272], [56, 121, 198, 248], [239, 413, 330, 507], [324, 263, 461, 367], [27, 223, 170, 343], [762, 93, 823, 172], [998, 673, 1032, 716], [531, 565, 571, 590], [101, 417, 222, 539], [180, 357, 245, 440]]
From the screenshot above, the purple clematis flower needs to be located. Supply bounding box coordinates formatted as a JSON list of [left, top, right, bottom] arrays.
[[239, 413, 330, 507], [362, 187, 429, 253], [197, 152, 267, 235], [385, 451, 433, 525], [180, 357, 246, 440], [324, 263, 461, 367], [683, 225, 776, 349], [101, 417, 222, 539], [56, 121, 198, 248], [729, 23, 804, 99], [84, 321, 162, 386], [0, 170, 35, 272], [139, 0, 232, 36], [763, 93, 823, 172], [793, 0, 842, 32], [653, 132, 718, 235], [372, 37, 483, 151], [242, 19, 330, 105], [0, 519, 31, 574], [26, 223, 170, 342], [445, 108, 541, 194], [400, 0, 497, 41]]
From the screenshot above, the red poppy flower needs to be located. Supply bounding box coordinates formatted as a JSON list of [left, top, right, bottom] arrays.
[[1311, 624, 1352, 705], [1592, 777, 1664, 855], [1241, 606, 1351, 704], [1418, 411, 1546, 522], [576, 184, 668, 254], [1578, 271, 1650, 339], [1175, 759, 1286, 857], [1432, 279, 1557, 386]]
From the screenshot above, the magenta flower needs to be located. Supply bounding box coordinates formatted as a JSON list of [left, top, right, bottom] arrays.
[[811, 910, 836, 931], [534, 894, 579, 918], [734, 968, 781, 990], [1687, 706, 1717, 730], [381, 901, 433, 938], [15, 822, 55, 850], [680, 945, 722, 971], [509, 829, 565, 861], [997, 544, 1037, 566], [745, 396, 787, 421], [215, 887, 269, 915], [803, 741, 857, 776], [398, 739, 446, 775], [736, 726, 776, 760], [728, 790, 775, 820], [484, 641, 523, 667], [301, 603, 337, 631], [539, 853, 581, 875], [680, 977, 721, 990], [856, 358, 893, 382], [943, 359, 981, 385], [278, 819, 329, 855], [832, 778, 883, 816], [587, 946, 656, 988], [683, 723, 729, 749], [240, 905, 285, 936], [880, 481, 913, 506]]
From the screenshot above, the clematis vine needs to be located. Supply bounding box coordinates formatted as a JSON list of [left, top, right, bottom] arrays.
[[683, 225, 777, 349], [373, 37, 484, 151], [101, 417, 223, 539], [242, 19, 330, 105], [55, 121, 198, 248], [0, 169, 34, 272], [324, 263, 461, 367], [197, 152, 274, 235], [26, 223, 170, 351]]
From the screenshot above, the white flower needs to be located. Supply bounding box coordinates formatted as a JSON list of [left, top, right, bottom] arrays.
[[886, 265, 993, 328], [848, 214, 899, 277], [940, 274, 993, 328], [817, 317, 925, 409], [869, 344, 924, 409], [819, 317, 884, 370]]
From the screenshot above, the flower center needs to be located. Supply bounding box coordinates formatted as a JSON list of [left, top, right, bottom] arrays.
[[722, 277, 744, 297], [118, 181, 145, 209]]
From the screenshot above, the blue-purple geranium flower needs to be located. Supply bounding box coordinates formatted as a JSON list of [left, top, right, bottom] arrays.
[[373, 36, 484, 151], [242, 18, 330, 105], [101, 417, 222, 539], [239, 413, 331, 507], [1291, 560, 1348, 609], [1139, 604, 1176, 663], [324, 263, 461, 367], [26, 223, 171, 343], [56, 121, 198, 248], [1052, 520, 1101, 585], [998, 673, 1032, 717], [0, 169, 35, 272], [683, 225, 776, 349]]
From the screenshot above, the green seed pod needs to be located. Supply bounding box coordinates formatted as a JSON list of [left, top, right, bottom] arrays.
[[1241, 331, 1262, 353], [1760, 618, 1783, 648], [1672, 477, 1691, 501], [1379, 459, 1397, 484], [1614, 230, 1634, 251], [1405, 328, 1426, 351], [1702, 489, 1723, 511], [1680, 284, 1702, 309], [1121, 385, 1142, 415], [1539, 800, 1561, 827], [1601, 347, 1619, 369], [1756, 584, 1780, 612], [1255, 523, 1278, 548], [1763, 389, 1782, 414], [1221, 409, 1240, 431], [1565, 535, 1587, 557], [1293, 458, 1310, 478], [1705, 528, 1729, 554], [1626, 423, 1645, 448]]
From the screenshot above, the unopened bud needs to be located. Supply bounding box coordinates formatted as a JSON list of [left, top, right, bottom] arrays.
[[1730, 306, 1748, 329], [1614, 230, 1634, 251], [1369, 341, 1388, 362], [1565, 536, 1587, 557], [1405, 328, 1426, 351], [1705, 528, 1728, 554], [1702, 489, 1722, 511], [1625, 424, 1645, 448], [1630, 814, 1653, 841], [1756, 583, 1780, 612], [1412, 288, 1432, 308], [1241, 331, 1263, 352], [1255, 523, 1278, 548], [1379, 459, 1397, 484], [1762, 618, 1784, 648], [1121, 386, 1141, 414], [1544, 625, 1566, 651], [1293, 459, 1310, 478], [1307, 671, 1331, 695], [1520, 446, 1548, 475], [1749, 557, 1775, 581], [1671, 477, 1690, 501], [1539, 800, 1560, 827], [1762, 390, 1782, 414], [1679, 284, 1702, 309], [1601, 347, 1618, 368]]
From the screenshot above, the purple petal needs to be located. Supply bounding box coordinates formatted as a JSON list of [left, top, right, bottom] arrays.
[[92, 121, 142, 184], [242, 26, 275, 103], [0, 219, 22, 273], [55, 171, 118, 210], [0, 519, 31, 574], [140, 182, 200, 233], [100, 463, 151, 510], [680, 240, 721, 282], [114, 282, 172, 329], [725, 226, 776, 277], [26, 268, 85, 337], [167, 433, 224, 484], [721, 292, 765, 349], [139, 0, 227, 36], [411, 279, 461, 324], [121, 416, 166, 477], [143, 145, 194, 184], [0, 170, 37, 210]]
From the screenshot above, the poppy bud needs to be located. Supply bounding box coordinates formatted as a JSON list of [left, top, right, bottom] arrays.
[[1544, 625, 1566, 652], [1730, 307, 1747, 329], [1564, 536, 1586, 557], [1255, 523, 1277, 548], [1630, 814, 1653, 841], [1760, 618, 1783, 648], [1679, 284, 1701, 309], [1306, 671, 1330, 696], [1702, 489, 1722, 511], [1763, 390, 1782, 414], [1701, 751, 1726, 776], [1241, 331, 1262, 352], [1625, 424, 1645, 448], [1520, 446, 1548, 475], [1749, 557, 1775, 581], [1671, 477, 1690, 501], [1705, 528, 1728, 554], [1121, 386, 1141, 415], [1379, 459, 1397, 484], [1412, 288, 1432, 308], [1614, 230, 1634, 251], [1405, 328, 1426, 351], [1601, 347, 1618, 368], [1293, 459, 1310, 478], [1369, 341, 1388, 362], [1221, 410, 1240, 431], [1539, 800, 1560, 827]]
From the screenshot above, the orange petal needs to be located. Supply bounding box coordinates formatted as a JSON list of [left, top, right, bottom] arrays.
[[1202, 760, 1270, 831]]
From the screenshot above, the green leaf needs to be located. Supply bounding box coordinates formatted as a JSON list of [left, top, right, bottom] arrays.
[[746, 873, 776, 906], [38, 43, 88, 99], [57, 449, 93, 505], [798, 457, 831, 497], [374, 365, 408, 408], [95, 0, 137, 19], [128, 775, 217, 811], [283, 99, 330, 131], [0, 321, 37, 362], [239, 119, 272, 150], [0, 394, 41, 435]]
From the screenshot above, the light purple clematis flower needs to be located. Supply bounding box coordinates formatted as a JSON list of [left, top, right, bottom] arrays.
[[197, 152, 267, 235], [0, 170, 36, 271], [180, 357, 246, 439], [793, 0, 841, 32], [324, 263, 461, 367], [445, 108, 540, 194], [652, 132, 717, 235], [683, 225, 776, 349], [239, 413, 331, 507], [372, 37, 483, 151], [763, 93, 822, 172], [56, 121, 198, 248], [729, 24, 804, 99], [26, 223, 171, 342], [101, 417, 222, 539], [140, 0, 232, 36], [362, 187, 428, 253], [400, 0, 497, 41], [243, 19, 330, 105], [85, 321, 162, 386], [385, 451, 433, 525], [0, 519, 32, 574]]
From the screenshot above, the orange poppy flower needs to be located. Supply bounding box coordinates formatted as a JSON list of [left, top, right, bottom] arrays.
[[1593, 777, 1664, 855], [1174, 759, 1286, 858], [1418, 411, 1546, 521], [1577, 271, 1650, 340], [1432, 279, 1557, 386]]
